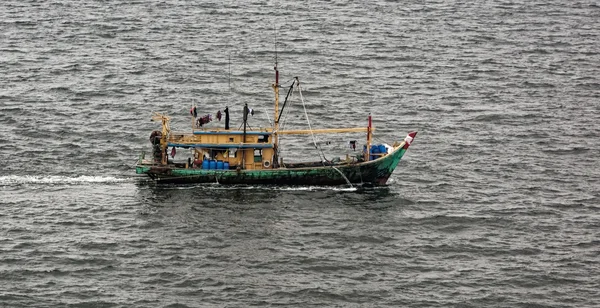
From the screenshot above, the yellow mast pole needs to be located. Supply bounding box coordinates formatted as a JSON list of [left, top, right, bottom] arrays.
[[161, 116, 169, 165], [151, 113, 171, 165], [278, 127, 372, 135]]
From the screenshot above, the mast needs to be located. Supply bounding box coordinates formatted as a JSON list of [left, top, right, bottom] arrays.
[[243, 103, 248, 169], [273, 63, 279, 145], [366, 113, 372, 161], [161, 115, 167, 165], [272, 31, 280, 162], [228, 53, 231, 105], [151, 113, 171, 165], [243, 104, 248, 142]]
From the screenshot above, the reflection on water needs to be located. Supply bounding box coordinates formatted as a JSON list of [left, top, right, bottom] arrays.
[[133, 180, 409, 230], [134, 178, 413, 208]]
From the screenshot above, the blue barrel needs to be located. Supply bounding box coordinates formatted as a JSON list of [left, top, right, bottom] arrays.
[[209, 160, 217, 170], [371, 145, 380, 160], [224, 162, 230, 170], [379, 144, 387, 155], [216, 161, 224, 170], [201, 159, 209, 170]]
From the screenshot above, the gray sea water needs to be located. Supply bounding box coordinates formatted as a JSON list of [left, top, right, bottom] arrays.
[[1, 0, 599, 307]]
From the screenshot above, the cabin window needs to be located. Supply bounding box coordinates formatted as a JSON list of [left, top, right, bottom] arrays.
[[254, 149, 262, 162], [229, 149, 237, 158], [229, 137, 234, 142], [257, 135, 269, 143]]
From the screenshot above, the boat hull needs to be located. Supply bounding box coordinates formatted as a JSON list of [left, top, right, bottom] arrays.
[[136, 144, 410, 186]]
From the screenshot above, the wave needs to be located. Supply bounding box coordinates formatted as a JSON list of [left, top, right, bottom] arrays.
[[0, 175, 128, 185]]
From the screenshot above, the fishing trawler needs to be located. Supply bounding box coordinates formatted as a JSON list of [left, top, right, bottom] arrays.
[[135, 63, 417, 186]]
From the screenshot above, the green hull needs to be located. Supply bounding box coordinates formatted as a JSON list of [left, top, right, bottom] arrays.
[[136, 145, 410, 186]]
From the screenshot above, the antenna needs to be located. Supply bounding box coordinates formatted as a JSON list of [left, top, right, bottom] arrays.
[[274, 25, 278, 69], [228, 53, 231, 102]]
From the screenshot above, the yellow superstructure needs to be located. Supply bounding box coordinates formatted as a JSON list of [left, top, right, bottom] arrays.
[[149, 65, 375, 171]]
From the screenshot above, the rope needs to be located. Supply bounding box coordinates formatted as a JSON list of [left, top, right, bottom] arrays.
[[263, 107, 273, 127], [297, 80, 318, 150], [297, 79, 328, 163]]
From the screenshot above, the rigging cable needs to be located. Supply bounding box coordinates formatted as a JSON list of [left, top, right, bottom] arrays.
[[263, 107, 272, 127], [297, 78, 328, 163], [280, 83, 295, 130], [277, 80, 296, 123], [276, 79, 296, 160]]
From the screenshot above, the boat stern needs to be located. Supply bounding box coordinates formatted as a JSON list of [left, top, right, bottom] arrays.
[[135, 165, 148, 174]]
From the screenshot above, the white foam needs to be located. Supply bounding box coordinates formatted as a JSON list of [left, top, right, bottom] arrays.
[[279, 186, 358, 192], [0, 175, 128, 185]]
